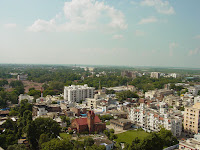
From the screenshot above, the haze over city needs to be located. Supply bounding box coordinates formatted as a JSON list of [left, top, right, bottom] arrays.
[[0, 0, 200, 68]]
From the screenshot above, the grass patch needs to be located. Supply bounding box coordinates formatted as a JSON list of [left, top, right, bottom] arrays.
[[59, 133, 71, 139], [115, 130, 150, 144]]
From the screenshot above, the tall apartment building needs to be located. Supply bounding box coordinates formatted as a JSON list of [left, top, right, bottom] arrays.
[[128, 102, 182, 137], [150, 72, 160, 79], [64, 84, 95, 103], [184, 103, 200, 136]]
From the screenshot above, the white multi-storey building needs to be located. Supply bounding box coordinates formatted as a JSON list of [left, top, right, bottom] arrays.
[[188, 86, 200, 96], [128, 102, 182, 137], [64, 84, 95, 103], [150, 72, 160, 79], [194, 96, 200, 104]]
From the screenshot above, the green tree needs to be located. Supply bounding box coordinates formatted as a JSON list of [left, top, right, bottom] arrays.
[[116, 90, 139, 102], [39, 134, 50, 149], [84, 137, 94, 147], [7, 144, 29, 150], [41, 138, 73, 150], [0, 79, 8, 87], [27, 117, 61, 150], [157, 128, 178, 147]]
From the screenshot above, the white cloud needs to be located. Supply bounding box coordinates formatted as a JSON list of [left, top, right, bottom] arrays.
[[169, 42, 178, 56], [4, 23, 17, 28], [113, 34, 124, 39], [194, 35, 200, 39], [141, 0, 175, 15], [188, 48, 200, 56], [138, 16, 157, 24], [28, 0, 127, 32], [135, 30, 145, 36]]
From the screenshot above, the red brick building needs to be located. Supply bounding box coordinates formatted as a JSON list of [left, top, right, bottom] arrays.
[[70, 111, 106, 133]]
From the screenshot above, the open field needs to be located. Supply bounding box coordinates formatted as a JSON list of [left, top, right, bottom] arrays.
[[115, 130, 150, 144]]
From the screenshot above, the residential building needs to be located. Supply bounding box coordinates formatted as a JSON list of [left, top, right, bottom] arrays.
[[64, 84, 95, 103], [106, 85, 136, 92], [128, 102, 182, 137], [184, 103, 200, 136], [163, 95, 182, 107], [188, 86, 200, 96], [145, 89, 173, 100], [179, 138, 200, 150], [94, 138, 114, 150], [86, 91, 107, 109], [17, 74, 28, 81], [110, 119, 132, 130], [169, 73, 179, 78], [71, 107, 87, 116], [18, 94, 34, 103], [194, 96, 200, 104], [32, 105, 48, 117], [150, 72, 160, 79], [145, 90, 156, 99]]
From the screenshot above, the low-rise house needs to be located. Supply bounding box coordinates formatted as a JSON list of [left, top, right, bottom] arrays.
[[32, 105, 48, 117], [108, 111, 128, 119], [163, 95, 182, 107], [48, 104, 61, 112], [94, 138, 114, 150], [18, 137, 29, 147], [106, 85, 136, 92], [17, 74, 28, 81], [145, 89, 173, 100], [110, 119, 132, 130], [0, 110, 9, 117], [71, 107, 87, 117], [18, 94, 34, 103], [54, 117, 67, 128]]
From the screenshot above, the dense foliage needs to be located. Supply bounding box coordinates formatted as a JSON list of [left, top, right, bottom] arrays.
[[130, 76, 181, 92], [27, 117, 61, 150], [116, 90, 139, 102], [0, 80, 25, 108], [0, 100, 32, 149]]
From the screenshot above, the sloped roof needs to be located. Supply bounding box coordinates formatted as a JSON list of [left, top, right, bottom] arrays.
[[74, 116, 101, 126]]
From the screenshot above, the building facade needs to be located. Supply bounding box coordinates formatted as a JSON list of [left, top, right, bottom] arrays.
[[64, 84, 95, 103], [184, 103, 200, 136], [128, 103, 182, 137], [18, 94, 34, 103], [179, 138, 200, 150], [70, 110, 106, 133], [17, 74, 28, 81], [150, 72, 160, 79]]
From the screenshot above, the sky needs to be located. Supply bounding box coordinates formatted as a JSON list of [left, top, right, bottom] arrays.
[[0, 0, 200, 68]]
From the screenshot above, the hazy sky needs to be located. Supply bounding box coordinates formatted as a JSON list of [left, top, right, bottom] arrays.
[[0, 0, 200, 68]]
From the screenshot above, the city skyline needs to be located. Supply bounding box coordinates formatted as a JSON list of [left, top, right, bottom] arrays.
[[0, 0, 200, 68]]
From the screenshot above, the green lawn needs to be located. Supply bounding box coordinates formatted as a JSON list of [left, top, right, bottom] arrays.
[[59, 133, 71, 139], [115, 130, 150, 144]]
